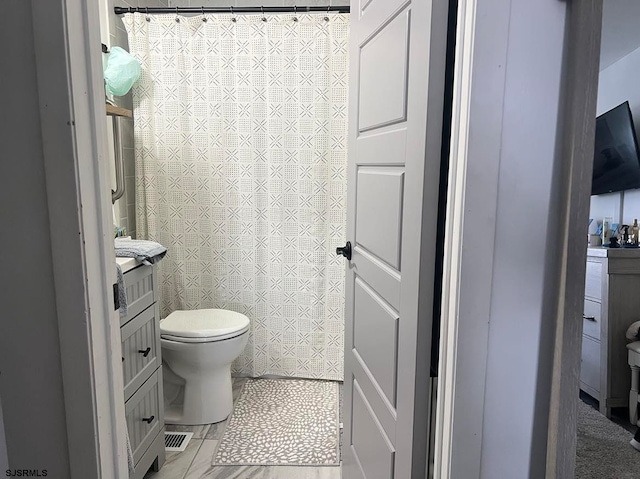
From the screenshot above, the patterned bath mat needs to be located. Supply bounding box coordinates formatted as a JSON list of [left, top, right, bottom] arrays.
[[213, 379, 340, 466]]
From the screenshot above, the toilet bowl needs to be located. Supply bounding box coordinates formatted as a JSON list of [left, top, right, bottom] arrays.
[[160, 309, 249, 425]]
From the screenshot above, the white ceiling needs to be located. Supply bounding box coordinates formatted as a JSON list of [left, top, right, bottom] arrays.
[[600, 0, 640, 70]]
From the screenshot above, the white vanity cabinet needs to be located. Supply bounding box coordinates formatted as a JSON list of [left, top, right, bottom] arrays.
[[120, 263, 165, 478], [581, 247, 640, 417]]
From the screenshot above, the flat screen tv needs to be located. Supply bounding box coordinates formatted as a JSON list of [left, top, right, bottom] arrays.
[[592, 101, 640, 195]]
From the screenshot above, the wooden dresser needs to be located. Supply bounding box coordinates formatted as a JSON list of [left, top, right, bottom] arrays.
[[120, 262, 165, 478], [581, 247, 640, 417]]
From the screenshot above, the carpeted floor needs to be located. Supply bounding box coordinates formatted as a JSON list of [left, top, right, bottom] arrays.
[[576, 400, 640, 478]]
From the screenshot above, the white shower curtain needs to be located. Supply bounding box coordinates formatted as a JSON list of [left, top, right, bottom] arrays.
[[123, 12, 348, 380]]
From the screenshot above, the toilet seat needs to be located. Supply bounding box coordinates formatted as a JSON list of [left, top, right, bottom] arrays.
[[161, 330, 248, 343], [160, 309, 250, 343]]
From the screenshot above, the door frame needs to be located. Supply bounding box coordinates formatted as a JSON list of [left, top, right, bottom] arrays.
[[27, 0, 604, 476], [434, 0, 603, 477], [433, 0, 508, 476], [31, 0, 128, 476], [544, 2, 602, 477]]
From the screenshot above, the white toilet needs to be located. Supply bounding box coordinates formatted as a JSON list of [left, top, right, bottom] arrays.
[[160, 309, 250, 425]]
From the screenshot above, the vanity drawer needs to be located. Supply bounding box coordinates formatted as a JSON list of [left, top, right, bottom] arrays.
[[584, 261, 602, 301], [122, 303, 161, 401], [583, 300, 601, 341], [122, 265, 157, 327], [126, 368, 164, 466], [581, 335, 601, 395]]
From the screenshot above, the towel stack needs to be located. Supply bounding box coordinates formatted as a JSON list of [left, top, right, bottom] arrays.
[[115, 263, 128, 318], [114, 238, 167, 265]]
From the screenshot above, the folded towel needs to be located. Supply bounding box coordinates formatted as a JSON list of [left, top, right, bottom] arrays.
[[115, 263, 128, 318], [115, 238, 167, 265], [117, 263, 134, 474], [125, 420, 135, 475]]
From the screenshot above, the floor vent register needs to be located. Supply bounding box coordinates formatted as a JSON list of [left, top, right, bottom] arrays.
[[164, 431, 193, 452]]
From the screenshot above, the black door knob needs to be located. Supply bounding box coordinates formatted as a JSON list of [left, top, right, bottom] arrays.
[[336, 241, 352, 260]]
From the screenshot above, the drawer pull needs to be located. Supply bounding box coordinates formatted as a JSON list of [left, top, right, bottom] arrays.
[[142, 415, 155, 424], [583, 315, 596, 322], [138, 347, 151, 357]]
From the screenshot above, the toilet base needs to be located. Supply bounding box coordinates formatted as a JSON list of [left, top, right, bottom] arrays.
[[163, 364, 234, 425], [160, 328, 249, 426]]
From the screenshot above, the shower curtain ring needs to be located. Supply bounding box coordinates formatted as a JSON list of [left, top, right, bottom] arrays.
[[202, 6, 207, 21], [231, 6, 237, 22], [261, 6, 266, 22], [324, 4, 330, 21], [293, 4, 298, 22], [145, 7, 150, 21], [175, 6, 180, 22]]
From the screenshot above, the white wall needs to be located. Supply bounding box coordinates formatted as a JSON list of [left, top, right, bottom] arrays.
[[0, 1, 72, 476], [438, 3, 601, 478], [471, 0, 569, 477], [591, 45, 640, 227], [599, 0, 640, 70], [444, 0, 574, 477]]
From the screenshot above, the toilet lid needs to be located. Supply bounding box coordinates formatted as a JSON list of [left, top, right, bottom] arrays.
[[160, 309, 250, 339]]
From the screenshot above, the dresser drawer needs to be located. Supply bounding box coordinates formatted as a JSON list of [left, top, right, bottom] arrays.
[[581, 335, 601, 394], [126, 368, 164, 466], [583, 299, 601, 341], [584, 261, 602, 301], [122, 265, 157, 327], [122, 303, 161, 401]]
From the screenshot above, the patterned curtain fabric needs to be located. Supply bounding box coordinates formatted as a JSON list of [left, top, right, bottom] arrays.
[[123, 13, 348, 380]]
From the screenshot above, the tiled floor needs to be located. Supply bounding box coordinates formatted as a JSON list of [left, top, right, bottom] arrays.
[[144, 378, 342, 479]]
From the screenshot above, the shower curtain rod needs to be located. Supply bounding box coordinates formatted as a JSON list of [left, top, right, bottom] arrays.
[[114, 5, 350, 14]]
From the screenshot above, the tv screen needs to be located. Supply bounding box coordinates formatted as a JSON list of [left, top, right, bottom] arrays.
[[592, 101, 640, 196]]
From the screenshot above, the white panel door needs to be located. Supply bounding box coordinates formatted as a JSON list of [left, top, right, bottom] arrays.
[[341, 0, 449, 477]]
